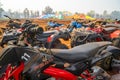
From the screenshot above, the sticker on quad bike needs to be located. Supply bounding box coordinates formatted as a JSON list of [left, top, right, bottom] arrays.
[[21, 53, 31, 61]]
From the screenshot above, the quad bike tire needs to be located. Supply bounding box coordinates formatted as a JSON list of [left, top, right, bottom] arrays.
[[112, 49, 120, 60], [62, 33, 71, 41], [71, 35, 80, 47], [71, 36, 82, 47], [111, 38, 120, 62], [99, 56, 112, 70], [71, 35, 86, 47], [50, 39, 68, 49], [55, 43, 68, 49], [112, 38, 120, 48]]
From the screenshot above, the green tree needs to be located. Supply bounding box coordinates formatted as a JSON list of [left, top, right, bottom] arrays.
[[35, 10, 39, 17], [14, 11, 20, 18], [23, 8, 29, 18], [30, 10, 35, 18], [87, 10, 95, 17], [42, 6, 54, 15], [110, 11, 120, 19], [95, 13, 100, 18], [103, 10, 107, 16], [0, 1, 4, 18], [8, 9, 13, 17], [103, 10, 110, 19]]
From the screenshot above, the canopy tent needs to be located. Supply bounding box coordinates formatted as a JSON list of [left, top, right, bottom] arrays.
[[56, 12, 64, 19], [65, 14, 96, 20], [39, 13, 95, 20], [85, 15, 95, 20], [40, 14, 56, 19], [71, 14, 86, 19]]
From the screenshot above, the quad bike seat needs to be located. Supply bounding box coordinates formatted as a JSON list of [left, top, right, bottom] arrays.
[[36, 30, 59, 40], [104, 24, 120, 28], [51, 42, 112, 63], [103, 27, 117, 33]]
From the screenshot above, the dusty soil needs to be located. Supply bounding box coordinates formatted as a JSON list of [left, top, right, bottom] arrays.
[[0, 19, 71, 53]]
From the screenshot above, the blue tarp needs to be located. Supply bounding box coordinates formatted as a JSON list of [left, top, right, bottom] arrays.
[[40, 14, 56, 19]]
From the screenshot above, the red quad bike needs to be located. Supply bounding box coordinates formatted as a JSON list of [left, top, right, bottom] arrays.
[[102, 24, 120, 48], [71, 24, 120, 48], [0, 41, 120, 80], [89, 24, 120, 48]]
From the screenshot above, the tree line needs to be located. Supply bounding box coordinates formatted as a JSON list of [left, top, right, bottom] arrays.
[[0, 1, 40, 19], [87, 10, 120, 20], [1, 8, 40, 19]]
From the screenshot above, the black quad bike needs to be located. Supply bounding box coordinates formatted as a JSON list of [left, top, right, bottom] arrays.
[[0, 41, 120, 80], [0, 16, 70, 49], [18, 26, 70, 49], [71, 30, 104, 47], [0, 16, 32, 48]]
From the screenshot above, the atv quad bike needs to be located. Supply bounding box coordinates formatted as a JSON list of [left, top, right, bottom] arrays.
[[0, 42, 120, 80], [0, 15, 23, 48], [71, 24, 120, 48], [71, 30, 104, 47], [103, 24, 120, 48], [0, 19, 33, 48], [18, 26, 69, 49]]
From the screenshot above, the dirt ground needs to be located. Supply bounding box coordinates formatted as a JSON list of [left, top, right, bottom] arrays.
[[0, 19, 71, 53]]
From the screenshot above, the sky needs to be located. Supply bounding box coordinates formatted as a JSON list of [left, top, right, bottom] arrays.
[[1, 0, 120, 14]]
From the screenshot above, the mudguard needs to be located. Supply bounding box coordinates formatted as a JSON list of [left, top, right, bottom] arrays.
[[110, 30, 120, 39]]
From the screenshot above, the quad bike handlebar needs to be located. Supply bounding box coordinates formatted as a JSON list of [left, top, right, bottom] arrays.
[[4, 15, 21, 22], [4, 15, 11, 19]]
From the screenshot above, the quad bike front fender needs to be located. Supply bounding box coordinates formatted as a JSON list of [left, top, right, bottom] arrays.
[[44, 67, 77, 80], [110, 30, 120, 39]]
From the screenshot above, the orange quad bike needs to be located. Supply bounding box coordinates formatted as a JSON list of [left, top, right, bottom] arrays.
[[71, 24, 120, 48], [86, 24, 120, 48], [102, 24, 120, 48]]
